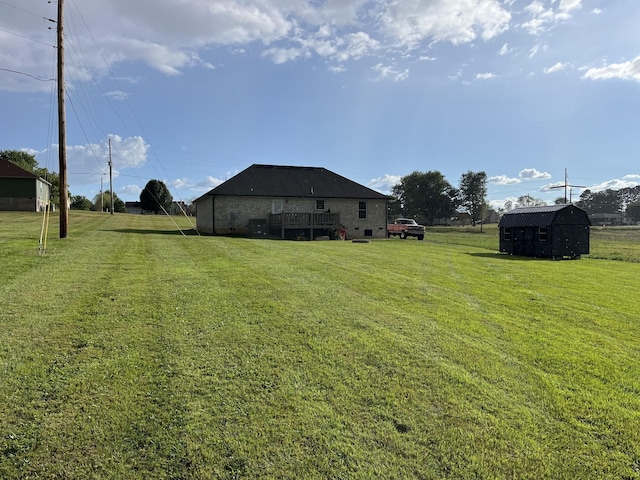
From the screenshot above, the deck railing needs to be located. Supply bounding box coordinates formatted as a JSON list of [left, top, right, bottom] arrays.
[[270, 212, 340, 227]]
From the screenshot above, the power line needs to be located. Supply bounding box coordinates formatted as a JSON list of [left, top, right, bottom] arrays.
[[0, 66, 53, 81], [0, 0, 53, 20], [0, 25, 55, 47]]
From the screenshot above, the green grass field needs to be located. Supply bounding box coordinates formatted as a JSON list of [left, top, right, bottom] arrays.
[[1, 211, 639, 479]]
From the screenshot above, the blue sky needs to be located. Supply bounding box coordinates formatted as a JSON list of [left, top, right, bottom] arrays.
[[1, 0, 639, 208]]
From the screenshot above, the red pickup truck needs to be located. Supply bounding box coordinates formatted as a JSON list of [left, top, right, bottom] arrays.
[[387, 218, 425, 240]]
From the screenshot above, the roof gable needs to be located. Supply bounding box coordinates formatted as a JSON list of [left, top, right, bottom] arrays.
[[0, 158, 39, 179], [197, 164, 390, 201], [499, 205, 590, 228]]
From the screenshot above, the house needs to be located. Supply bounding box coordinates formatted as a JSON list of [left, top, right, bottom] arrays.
[[589, 212, 625, 226], [194, 164, 390, 240], [0, 158, 51, 212], [125, 201, 143, 214], [498, 204, 591, 259], [126, 200, 190, 215]]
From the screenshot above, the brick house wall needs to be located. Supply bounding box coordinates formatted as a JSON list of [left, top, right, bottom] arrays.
[[203, 195, 387, 239]]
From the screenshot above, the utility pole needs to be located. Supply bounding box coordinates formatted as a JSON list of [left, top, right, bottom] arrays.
[[100, 176, 103, 212], [109, 138, 114, 214], [550, 168, 586, 204], [57, 0, 68, 237]]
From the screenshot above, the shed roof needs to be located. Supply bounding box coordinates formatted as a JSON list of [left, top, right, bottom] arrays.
[[196, 164, 390, 201], [498, 205, 589, 228], [0, 158, 40, 179]]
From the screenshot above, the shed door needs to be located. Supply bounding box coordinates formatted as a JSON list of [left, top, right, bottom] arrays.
[[514, 228, 535, 256]]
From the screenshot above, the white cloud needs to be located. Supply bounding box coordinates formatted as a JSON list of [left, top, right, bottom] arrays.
[[559, 0, 582, 13], [334, 32, 380, 62], [583, 57, 640, 83], [476, 72, 496, 80], [120, 184, 142, 196], [498, 43, 511, 56], [591, 8, 602, 14], [381, 0, 511, 47], [262, 47, 306, 64], [589, 177, 640, 191], [372, 64, 409, 82], [521, 0, 581, 35], [0, 0, 521, 92], [488, 175, 520, 185], [520, 168, 551, 180], [105, 90, 130, 100], [368, 174, 401, 192], [529, 43, 548, 58], [543, 62, 567, 74], [540, 181, 566, 191], [43, 135, 149, 185]]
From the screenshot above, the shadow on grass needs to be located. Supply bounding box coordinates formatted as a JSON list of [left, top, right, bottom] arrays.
[[468, 252, 584, 261], [467, 252, 536, 261], [105, 228, 201, 236]]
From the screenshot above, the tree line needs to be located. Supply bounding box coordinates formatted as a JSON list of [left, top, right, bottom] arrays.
[[575, 187, 640, 221], [390, 170, 489, 225], [2, 150, 173, 214], [390, 170, 640, 225]]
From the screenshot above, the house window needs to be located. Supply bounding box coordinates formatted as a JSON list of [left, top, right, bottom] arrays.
[[503, 228, 511, 241], [539, 227, 548, 242], [364, 229, 373, 237], [272, 199, 283, 214], [316, 199, 325, 210], [358, 201, 367, 219]]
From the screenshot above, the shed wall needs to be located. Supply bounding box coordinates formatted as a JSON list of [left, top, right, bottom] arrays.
[[0, 178, 49, 211]]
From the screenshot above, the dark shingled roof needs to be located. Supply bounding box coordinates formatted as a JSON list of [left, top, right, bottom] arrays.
[[197, 164, 390, 200], [0, 158, 39, 179], [498, 205, 589, 228]]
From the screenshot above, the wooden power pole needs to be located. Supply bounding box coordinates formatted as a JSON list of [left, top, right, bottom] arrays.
[[57, 0, 69, 237], [550, 168, 586, 204]]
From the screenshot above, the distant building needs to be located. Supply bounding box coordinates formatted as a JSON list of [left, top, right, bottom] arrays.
[[194, 164, 390, 240], [0, 158, 51, 212], [498, 205, 590, 259], [125, 201, 143, 214], [589, 212, 625, 226], [126, 200, 189, 215]]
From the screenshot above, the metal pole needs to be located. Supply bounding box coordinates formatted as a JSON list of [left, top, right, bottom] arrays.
[[57, 0, 68, 237], [109, 138, 114, 214]]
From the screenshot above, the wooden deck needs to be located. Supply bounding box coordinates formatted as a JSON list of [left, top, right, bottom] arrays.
[[269, 212, 340, 238]]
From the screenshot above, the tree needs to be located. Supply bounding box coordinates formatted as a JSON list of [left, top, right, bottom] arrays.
[[576, 189, 622, 214], [626, 202, 640, 223], [458, 170, 487, 225], [619, 186, 640, 210], [391, 171, 458, 225], [140, 179, 173, 214], [92, 190, 126, 213], [515, 195, 546, 208], [70, 195, 92, 210], [386, 197, 403, 222], [0, 150, 38, 171]]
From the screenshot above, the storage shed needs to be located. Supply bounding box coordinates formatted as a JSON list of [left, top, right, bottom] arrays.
[[0, 157, 51, 212], [498, 205, 590, 259]]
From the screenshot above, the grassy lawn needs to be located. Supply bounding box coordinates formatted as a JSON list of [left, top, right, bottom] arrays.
[[1, 211, 639, 479]]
